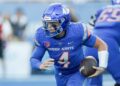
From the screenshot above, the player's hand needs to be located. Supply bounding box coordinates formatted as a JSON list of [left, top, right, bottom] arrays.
[[88, 66, 105, 78], [39, 59, 54, 70]]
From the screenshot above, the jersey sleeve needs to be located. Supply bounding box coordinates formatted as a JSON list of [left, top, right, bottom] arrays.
[[30, 28, 46, 69], [82, 23, 97, 47]]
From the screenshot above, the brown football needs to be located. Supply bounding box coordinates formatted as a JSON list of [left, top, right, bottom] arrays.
[[80, 56, 97, 77]]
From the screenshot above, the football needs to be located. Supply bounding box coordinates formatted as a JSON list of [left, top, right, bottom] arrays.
[[80, 56, 97, 77]]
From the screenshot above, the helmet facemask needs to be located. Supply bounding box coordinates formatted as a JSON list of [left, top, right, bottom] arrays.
[[43, 17, 65, 37]]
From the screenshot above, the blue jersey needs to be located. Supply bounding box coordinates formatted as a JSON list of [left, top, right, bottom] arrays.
[[30, 22, 96, 75], [85, 4, 120, 86], [95, 5, 120, 28], [92, 5, 120, 44]]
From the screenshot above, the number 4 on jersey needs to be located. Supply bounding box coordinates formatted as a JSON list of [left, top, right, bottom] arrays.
[[58, 52, 70, 68]]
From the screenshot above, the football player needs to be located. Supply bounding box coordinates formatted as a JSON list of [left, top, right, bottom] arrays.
[[30, 3, 108, 86], [84, 0, 120, 86]]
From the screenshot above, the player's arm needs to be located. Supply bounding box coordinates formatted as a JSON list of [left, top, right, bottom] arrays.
[[82, 24, 108, 77], [89, 36, 108, 77], [30, 45, 54, 70], [30, 45, 45, 69], [30, 30, 54, 70]]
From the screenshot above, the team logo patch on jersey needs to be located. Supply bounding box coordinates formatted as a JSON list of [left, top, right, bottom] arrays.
[[44, 41, 50, 48]]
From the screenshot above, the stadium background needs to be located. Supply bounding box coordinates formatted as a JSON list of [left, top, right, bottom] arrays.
[[0, 0, 115, 86]]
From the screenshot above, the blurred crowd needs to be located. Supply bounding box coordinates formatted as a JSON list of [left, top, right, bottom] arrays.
[[0, 8, 28, 42], [0, 8, 33, 78]]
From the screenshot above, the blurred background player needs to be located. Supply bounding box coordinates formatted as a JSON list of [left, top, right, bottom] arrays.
[[30, 3, 109, 86], [84, 0, 120, 86], [2, 13, 13, 41], [10, 8, 28, 41], [0, 13, 6, 78], [0, 12, 13, 78], [0, 14, 4, 77]]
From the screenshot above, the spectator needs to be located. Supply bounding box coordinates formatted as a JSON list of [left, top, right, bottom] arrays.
[[2, 13, 13, 41], [0, 13, 5, 78], [10, 8, 28, 41]]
